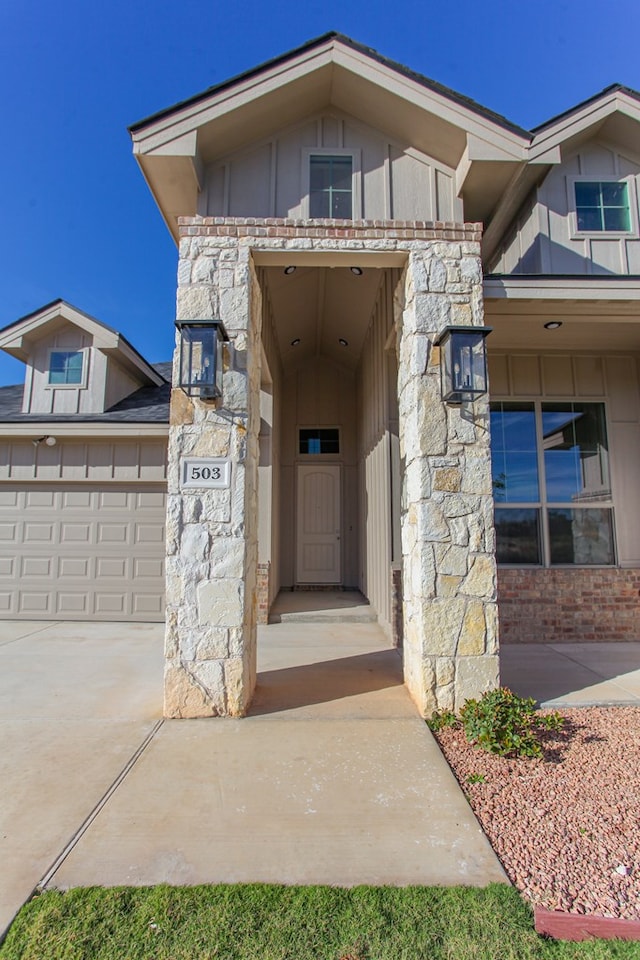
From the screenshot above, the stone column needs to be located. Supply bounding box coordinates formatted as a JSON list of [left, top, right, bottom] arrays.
[[164, 236, 261, 717], [398, 242, 499, 716]]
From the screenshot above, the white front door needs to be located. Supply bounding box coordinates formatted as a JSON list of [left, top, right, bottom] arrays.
[[296, 464, 341, 584]]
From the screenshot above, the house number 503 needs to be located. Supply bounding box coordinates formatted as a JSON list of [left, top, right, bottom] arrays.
[[181, 458, 231, 489]]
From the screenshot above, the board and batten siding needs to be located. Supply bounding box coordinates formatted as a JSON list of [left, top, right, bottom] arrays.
[[356, 270, 401, 637], [488, 352, 640, 566], [0, 438, 167, 483], [258, 279, 284, 605], [490, 141, 640, 276], [21, 322, 142, 416], [200, 112, 461, 222]]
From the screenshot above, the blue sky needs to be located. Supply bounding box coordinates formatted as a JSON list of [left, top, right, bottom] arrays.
[[1, 0, 639, 385]]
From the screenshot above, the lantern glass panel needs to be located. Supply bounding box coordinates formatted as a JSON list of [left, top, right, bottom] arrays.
[[179, 325, 219, 398], [443, 331, 488, 401]]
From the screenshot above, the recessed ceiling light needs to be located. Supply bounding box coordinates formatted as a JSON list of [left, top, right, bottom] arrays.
[[350, 266, 363, 276], [339, 338, 349, 347], [290, 338, 301, 346], [544, 321, 563, 330], [284, 265, 296, 275]]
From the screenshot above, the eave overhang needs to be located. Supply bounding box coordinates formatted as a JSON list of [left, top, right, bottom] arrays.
[[484, 274, 640, 302]]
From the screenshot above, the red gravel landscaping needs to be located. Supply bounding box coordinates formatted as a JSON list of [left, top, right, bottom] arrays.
[[434, 706, 640, 921]]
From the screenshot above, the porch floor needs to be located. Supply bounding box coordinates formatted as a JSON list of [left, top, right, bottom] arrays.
[[268, 589, 376, 623]]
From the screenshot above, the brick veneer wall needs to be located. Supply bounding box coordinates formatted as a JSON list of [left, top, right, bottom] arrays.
[[498, 568, 640, 643], [256, 562, 270, 625]]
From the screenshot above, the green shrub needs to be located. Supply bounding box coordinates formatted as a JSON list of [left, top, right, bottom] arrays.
[[426, 708, 457, 732], [460, 688, 562, 758], [427, 688, 564, 759]]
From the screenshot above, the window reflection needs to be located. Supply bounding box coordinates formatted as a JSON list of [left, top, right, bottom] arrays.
[[495, 509, 541, 564], [542, 403, 610, 503], [490, 403, 539, 502]]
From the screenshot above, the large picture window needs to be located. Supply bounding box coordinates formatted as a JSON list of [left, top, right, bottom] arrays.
[[491, 401, 615, 566]]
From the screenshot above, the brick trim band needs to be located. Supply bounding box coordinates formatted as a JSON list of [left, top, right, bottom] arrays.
[[178, 215, 482, 242]]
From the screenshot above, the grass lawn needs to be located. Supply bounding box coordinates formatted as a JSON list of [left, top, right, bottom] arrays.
[[1, 884, 639, 960]]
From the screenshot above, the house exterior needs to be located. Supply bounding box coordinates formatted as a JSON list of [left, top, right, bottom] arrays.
[[0, 300, 170, 620], [3, 33, 640, 718]]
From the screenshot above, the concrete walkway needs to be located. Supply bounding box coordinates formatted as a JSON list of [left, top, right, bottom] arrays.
[[501, 641, 640, 706], [0, 615, 505, 937], [6, 616, 637, 937]]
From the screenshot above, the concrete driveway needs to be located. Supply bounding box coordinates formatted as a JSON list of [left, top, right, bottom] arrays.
[[0, 618, 506, 936], [0, 620, 164, 935]]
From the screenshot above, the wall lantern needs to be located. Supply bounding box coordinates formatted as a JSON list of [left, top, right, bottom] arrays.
[[434, 326, 492, 403], [175, 319, 229, 400]]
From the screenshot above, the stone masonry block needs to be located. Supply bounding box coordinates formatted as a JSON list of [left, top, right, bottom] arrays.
[[197, 578, 244, 627]]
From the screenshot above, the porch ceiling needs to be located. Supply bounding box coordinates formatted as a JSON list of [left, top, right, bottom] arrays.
[[485, 297, 640, 352], [262, 265, 382, 373]]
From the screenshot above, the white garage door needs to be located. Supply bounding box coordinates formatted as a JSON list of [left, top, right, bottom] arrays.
[[0, 484, 166, 620]]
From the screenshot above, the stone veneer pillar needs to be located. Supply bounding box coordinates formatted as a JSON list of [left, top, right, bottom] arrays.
[[164, 236, 261, 717], [163, 216, 498, 718], [398, 243, 499, 715]]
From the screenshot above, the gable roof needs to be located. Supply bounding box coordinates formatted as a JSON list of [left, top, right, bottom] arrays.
[[130, 33, 532, 239], [130, 32, 530, 140], [0, 299, 165, 387]]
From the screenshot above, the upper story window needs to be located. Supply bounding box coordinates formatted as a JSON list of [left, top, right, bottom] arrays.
[[573, 179, 632, 233], [48, 349, 85, 386], [309, 155, 353, 218], [491, 401, 614, 566], [302, 148, 360, 219]]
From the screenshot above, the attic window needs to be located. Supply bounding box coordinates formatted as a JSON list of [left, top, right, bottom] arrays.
[[309, 155, 353, 218], [574, 180, 631, 232], [48, 350, 84, 385]]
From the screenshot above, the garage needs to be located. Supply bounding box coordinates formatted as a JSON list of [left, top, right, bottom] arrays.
[[0, 482, 166, 620]]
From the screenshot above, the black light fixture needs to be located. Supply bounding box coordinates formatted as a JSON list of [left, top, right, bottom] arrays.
[[290, 337, 301, 346], [284, 265, 297, 275], [338, 338, 349, 347], [434, 326, 492, 403], [544, 321, 563, 330], [175, 319, 229, 400], [350, 266, 363, 276]]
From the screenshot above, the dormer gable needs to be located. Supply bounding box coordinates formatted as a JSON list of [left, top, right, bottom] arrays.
[[0, 300, 164, 417]]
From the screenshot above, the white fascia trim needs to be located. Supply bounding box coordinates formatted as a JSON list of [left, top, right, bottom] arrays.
[[331, 45, 529, 160], [529, 92, 640, 159], [484, 276, 640, 300], [0, 423, 169, 438], [132, 46, 335, 154]]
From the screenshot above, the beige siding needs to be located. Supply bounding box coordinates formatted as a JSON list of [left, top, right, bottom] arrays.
[[488, 351, 640, 566], [490, 141, 640, 276], [258, 281, 284, 605], [202, 111, 459, 222], [22, 323, 106, 415], [104, 359, 143, 410], [0, 439, 168, 483], [356, 270, 400, 636]]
